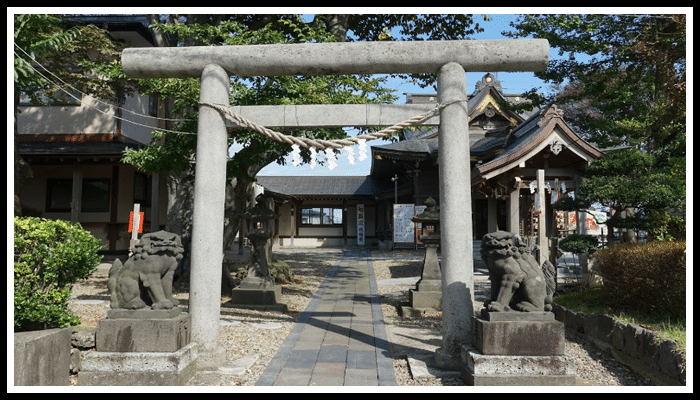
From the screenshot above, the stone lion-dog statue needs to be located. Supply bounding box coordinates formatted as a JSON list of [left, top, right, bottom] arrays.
[[108, 230, 185, 310], [480, 231, 556, 312]]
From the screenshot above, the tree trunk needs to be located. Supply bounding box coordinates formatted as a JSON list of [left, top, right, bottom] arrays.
[[323, 14, 350, 42]]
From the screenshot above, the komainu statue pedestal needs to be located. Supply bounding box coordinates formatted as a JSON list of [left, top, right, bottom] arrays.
[[461, 310, 575, 386], [79, 308, 197, 386], [79, 231, 197, 386]]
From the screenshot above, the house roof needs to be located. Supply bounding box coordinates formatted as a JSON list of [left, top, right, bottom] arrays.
[[65, 15, 155, 46], [256, 175, 391, 198], [16, 136, 144, 164]]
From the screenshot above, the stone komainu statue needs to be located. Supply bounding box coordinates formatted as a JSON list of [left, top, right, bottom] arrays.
[[108, 230, 185, 310], [480, 231, 556, 312]]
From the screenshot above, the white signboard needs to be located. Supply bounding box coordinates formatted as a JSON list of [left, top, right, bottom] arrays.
[[356, 204, 365, 245], [393, 204, 416, 244], [586, 210, 608, 236]]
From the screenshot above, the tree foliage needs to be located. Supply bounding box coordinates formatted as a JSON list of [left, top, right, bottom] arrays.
[[14, 217, 104, 331], [14, 14, 134, 104], [506, 14, 685, 156], [122, 16, 399, 180], [507, 14, 686, 239]]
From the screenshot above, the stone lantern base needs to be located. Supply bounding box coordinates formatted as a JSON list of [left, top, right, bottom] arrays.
[[227, 277, 287, 312], [399, 233, 442, 318]]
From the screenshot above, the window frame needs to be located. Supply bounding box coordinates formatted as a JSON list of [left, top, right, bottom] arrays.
[[45, 177, 111, 213], [300, 206, 343, 226], [45, 178, 73, 212], [81, 178, 111, 212]]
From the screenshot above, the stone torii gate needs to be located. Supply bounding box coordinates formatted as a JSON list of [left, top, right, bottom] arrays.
[[122, 39, 549, 370]]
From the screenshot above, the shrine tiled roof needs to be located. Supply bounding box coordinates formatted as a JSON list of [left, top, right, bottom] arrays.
[[256, 175, 391, 197], [476, 103, 603, 179]]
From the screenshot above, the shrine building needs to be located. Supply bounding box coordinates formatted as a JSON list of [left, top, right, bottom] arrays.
[[256, 73, 603, 248]]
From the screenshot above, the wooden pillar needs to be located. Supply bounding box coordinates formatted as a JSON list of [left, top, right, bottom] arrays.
[[108, 165, 119, 251], [70, 164, 82, 225], [537, 169, 549, 264], [290, 203, 295, 247], [487, 195, 498, 233], [507, 184, 520, 235], [151, 173, 160, 232], [342, 199, 348, 246]]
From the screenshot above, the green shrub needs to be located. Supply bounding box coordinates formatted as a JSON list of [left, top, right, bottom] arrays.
[[559, 234, 599, 254], [595, 240, 686, 318], [14, 217, 104, 331]]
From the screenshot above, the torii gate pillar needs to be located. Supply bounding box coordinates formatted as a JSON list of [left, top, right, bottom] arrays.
[[435, 62, 472, 369], [189, 64, 230, 368]]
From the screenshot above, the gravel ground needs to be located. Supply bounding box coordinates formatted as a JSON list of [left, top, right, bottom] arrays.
[[67, 247, 654, 387], [371, 249, 654, 387]]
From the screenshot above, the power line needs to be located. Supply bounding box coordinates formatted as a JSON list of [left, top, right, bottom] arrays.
[[14, 42, 194, 124], [14, 42, 198, 136]]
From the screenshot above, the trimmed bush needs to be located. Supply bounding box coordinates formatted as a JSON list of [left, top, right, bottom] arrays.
[[559, 234, 599, 254], [14, 217, 104, 331], [595, 241, 686, 318]]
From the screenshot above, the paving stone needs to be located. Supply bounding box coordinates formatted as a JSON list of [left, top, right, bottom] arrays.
[[251, 322, 283, 330], [344, 368, 378, 386], [317, 345, 347, 363], [309, 362, 346, 386], [285, 349, 319, 369], [347, 349, 377, 370], [274, 367, 312, 386]]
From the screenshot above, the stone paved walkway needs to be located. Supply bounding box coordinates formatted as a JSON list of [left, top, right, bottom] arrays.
[[255, 248, 395, 386]]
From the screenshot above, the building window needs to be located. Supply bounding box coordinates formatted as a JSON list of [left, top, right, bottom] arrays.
[[81, 179, 110, 212], [133, 173, 151, 207], [46, 179, 72, 212], [149, 96, 158, 117], [45, 178, 110, 212], [300, 207, 343, 226]]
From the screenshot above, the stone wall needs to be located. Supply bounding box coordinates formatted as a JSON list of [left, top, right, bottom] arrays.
[[553, 305, 686, 386], [14, 327, 71, 386]]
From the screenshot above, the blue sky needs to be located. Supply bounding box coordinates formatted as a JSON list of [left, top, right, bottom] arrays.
[[250, 13, 556, 177]]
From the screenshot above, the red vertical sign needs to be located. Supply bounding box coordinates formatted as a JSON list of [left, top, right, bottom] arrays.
[[128, 211, 144, 233]]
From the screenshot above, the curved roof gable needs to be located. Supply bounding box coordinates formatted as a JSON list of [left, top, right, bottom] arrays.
[[468, 84, 523, 128], [476, 103, 603, 181]]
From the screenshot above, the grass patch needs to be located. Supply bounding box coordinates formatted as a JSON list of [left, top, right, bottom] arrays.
[[553, 285, 686, 355]]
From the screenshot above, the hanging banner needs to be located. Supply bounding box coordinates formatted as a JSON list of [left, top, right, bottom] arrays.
[[393, 204, 416, 244], [567, 212, 577, 233], [356, 204, 365, 245]]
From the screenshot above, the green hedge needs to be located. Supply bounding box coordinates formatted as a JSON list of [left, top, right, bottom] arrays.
[[559, 234, 599, 254], [595, 240, 686, 318], [14, 217, 104, 331]]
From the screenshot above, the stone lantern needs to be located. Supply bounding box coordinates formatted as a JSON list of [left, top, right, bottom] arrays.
[[402, 197, 442, 316], [229, 194, 285, 310]]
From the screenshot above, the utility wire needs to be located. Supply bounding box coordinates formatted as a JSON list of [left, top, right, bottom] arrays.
[[14, 43, 198, 136]]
